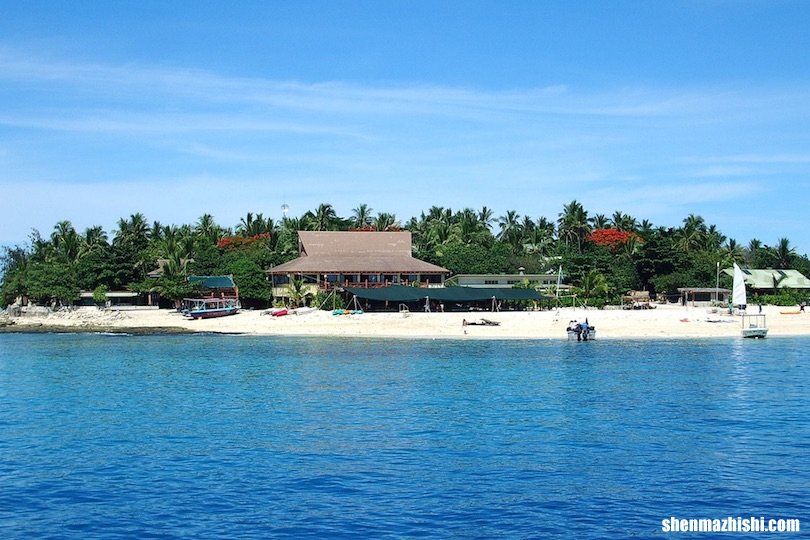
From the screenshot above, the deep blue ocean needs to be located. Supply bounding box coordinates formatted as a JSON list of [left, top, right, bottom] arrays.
[[1, 334, 808, 538]]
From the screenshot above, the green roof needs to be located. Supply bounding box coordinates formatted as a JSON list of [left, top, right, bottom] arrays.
[[722, 268, 810, 289], [344, 285, 543, 302], [187, 275, 236, 289]]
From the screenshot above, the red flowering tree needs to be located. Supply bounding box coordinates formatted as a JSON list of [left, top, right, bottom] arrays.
[[217, 232, 271, 251], [587, 228, 640, 252]]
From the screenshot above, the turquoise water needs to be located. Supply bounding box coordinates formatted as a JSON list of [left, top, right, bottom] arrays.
[[1, 334, 808, 538]]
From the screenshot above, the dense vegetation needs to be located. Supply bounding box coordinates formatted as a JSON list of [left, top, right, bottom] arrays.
[[2, 201, 809, 308]]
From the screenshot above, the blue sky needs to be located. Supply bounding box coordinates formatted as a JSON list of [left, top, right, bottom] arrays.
[[2, 1, 809, 254]]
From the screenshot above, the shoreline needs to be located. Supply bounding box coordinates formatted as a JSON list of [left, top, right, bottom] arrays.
[[2, 304, 807, 340]]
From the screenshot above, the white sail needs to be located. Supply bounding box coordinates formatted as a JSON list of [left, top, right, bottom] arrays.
[[732, 263, 747, 307]]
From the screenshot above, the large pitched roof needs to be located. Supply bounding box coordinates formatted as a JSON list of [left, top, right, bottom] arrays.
[[268, 231, 449, 274], [722, 268, 810, 289]]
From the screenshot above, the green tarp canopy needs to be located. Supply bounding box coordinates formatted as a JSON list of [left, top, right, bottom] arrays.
[[188, 275, 236, 289], [344, 285, 543, 303]]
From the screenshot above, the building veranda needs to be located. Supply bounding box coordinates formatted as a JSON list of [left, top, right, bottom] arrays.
[[267, 231, 450, 299]]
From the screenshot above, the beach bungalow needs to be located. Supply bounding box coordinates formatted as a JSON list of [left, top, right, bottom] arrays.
[[187, 275, 239, 298], [677, 287, 731, 307], [75, 290, 153, 309], [451, 272, 561, 289], [267, 231, 449, 298]]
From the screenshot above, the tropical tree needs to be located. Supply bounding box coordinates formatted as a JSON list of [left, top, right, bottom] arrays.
[[306, 203, 340, 231], [557, 200, 591, 252], [351, 204, 374, 228], [497, 210, 522, 253], [611, 211, 638, 233], [676, 214, 707, 253], [286, 276, 314, 308], [237, 212, 275, 237], [720, 239, 745, 266], [195, 213, 224, 244], [80, 226, 109, 258], [576, 269, 609, 303], [478, 206, 495, 231], [590, 213, 610, 230], [50, 221, 81, 265], [374, 212, 400, 231], [769, 237, 796, 269]]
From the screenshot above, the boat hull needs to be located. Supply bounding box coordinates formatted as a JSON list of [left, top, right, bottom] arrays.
[[740, 314, 768, 339], [567, 329, 596, 341], [186, 307, 238, 319], [741, 328, 768, 339]]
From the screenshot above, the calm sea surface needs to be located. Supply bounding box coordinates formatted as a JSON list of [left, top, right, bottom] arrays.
[[1, 334, 808, 538]]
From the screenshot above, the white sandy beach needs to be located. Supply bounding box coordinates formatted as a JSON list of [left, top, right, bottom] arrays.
[[4, 304, 808, 340]]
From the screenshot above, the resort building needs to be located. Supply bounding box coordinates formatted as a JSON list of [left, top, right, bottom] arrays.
[[187, 275, 239, 298], [677, 287, 731, 307], [267, 231, 450, 298], [75, 290, 151, 309], [450, 272, 568, 294], [721, 268, 810, 292]]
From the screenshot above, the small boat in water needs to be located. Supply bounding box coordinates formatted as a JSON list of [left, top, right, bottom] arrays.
[[182, 297, 240, 319], [741, 313, 768, 339], [566, 320, 596, 341]]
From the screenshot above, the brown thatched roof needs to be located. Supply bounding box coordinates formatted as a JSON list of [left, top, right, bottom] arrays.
[[268, 231, 449, 275]]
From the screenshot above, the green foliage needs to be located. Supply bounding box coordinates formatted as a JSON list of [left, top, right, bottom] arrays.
[[752, 289, 808, 306], [219, 256, 271, 307], [187, 240, 221, 276], [438, 242, 511, 274], [313, 290, 345, 310], [285, 276, 314, 308], [26, 261, 79, 305], [4, 204, 810, 310], [92, 285, 108, 304], [75, 248, 117, 290]]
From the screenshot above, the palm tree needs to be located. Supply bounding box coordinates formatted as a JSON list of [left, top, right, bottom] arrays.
[[676, 214, 707, 253], [590, 213, 610, 230], [523, 228, 554, 256], [237, 212, 276, 236], [50, 220, 81, 264], [536, 217, 556, 238], [195, 214, 222, 244], [114, 213, 150, 250], [351, 204, 374, 228], [307, 203, 339, 231], [286, 276, 314, 308], [638, 219, 654, 239], [79, 226, 109, 259], [374, 212, 400, 231], [746, 238, 763, 266], [611, 211, 638, 232], [703, 224, 726, 251], [720, 239, 745, 266], [770, 237, 796, 269], [454, 208, 486, 244], [497, 210, 523, 253], [578, 269, 609, 301], [478, 206, 495, 231], [557, 200, 590, 252]]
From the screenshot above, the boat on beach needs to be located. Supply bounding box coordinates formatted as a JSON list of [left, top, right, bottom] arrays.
[[182, 297, 239, 319], [741, 313, 768, 339], [733, 263, 768, 338], [566, 320, 596, 341]]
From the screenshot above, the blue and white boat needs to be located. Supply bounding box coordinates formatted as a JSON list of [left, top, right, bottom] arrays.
[[182, 297, 240, 319]]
